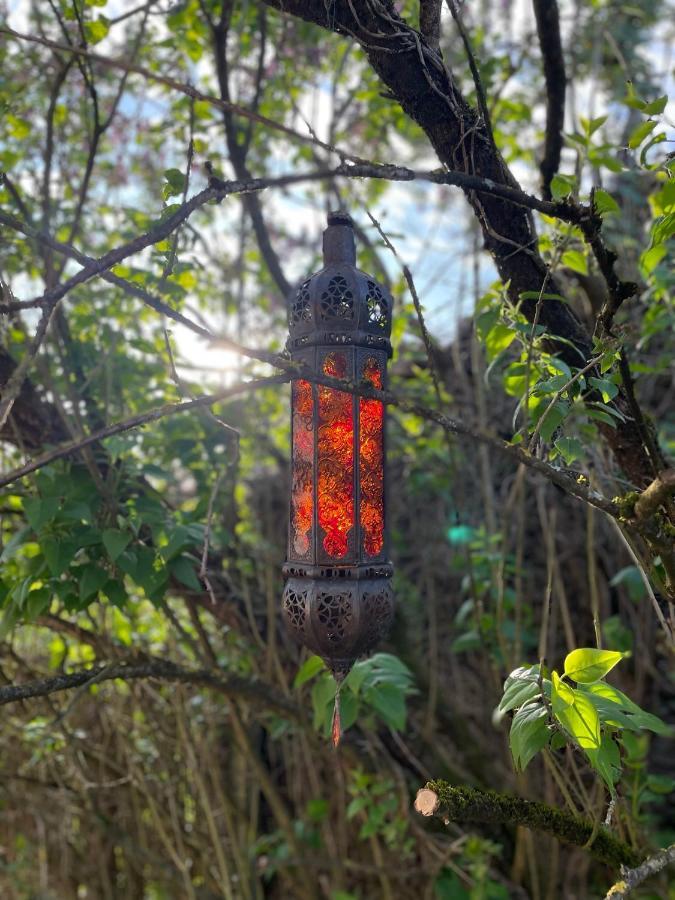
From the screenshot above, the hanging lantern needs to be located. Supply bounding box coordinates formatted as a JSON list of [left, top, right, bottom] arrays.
[[281, 211, 395, 687]]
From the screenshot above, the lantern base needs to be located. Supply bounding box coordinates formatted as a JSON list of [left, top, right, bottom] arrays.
[[281, 572, 395, 677]]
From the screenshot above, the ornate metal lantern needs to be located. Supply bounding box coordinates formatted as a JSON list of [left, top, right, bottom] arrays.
[[282, 212, 395, 684]]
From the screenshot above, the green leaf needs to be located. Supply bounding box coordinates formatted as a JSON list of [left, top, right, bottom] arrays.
[[582, 115, 607, 136], [103, 579, 128, 608], [337, 689, 359, 732], [485, 323, 515, 360], [364, 681, 406, 730], [0, 526, 30, 563], [593, 189, 620, 215], [550, 174, 576, 200], [169, 555, 201, 591], [83, 16, 110, 44], [79, 564, 108, 602], [102, 529, 131, 562], [510, 702, 550, 771], [532, 374, 569, 395], [538, 401, 569, 443], [609, 566, 645, 602], [24, 497, 60, 532], [554, 688, 601, 750], [628, 119, 657, 149], [554, 436, 584, 464], [161, 525, 191, 561], [163, 168, 187, 200], [499, 666, 541, 713], [451, 630, 481, 653], [294, 655, 325, 688], [563, 648, 627, 683], [639, 244, 667, 278], [562, 250, 588, 275], [551, 671, 575, 712], [650, 213, 675, 248], [641, 95, 668, 115], [311, 673, 336, 731], [580, 682, 673, 736], [586, 733, 621, 791], [589, 376, 619, 402], [41, 538, 75, 576]]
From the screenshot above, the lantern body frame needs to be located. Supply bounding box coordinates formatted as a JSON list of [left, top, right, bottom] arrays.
[[282, 214, 395, 679]]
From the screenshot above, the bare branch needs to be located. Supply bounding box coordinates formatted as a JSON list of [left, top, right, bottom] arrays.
[[532, 0, 566, 199], [0, 25, 359, 162], [0, 658, 303, 722], [604, 844, 675, 898], [0, 374, 289, 489]]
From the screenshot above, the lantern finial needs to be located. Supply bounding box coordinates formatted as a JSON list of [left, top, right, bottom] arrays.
[[283, 210, 395, 685], [322, 210, 356, 266]]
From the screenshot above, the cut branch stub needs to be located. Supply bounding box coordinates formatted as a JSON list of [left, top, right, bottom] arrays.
[[414, 788, 440, 817]]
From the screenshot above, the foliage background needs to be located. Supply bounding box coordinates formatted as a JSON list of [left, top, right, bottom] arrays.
[[0, 0, 673, 897]]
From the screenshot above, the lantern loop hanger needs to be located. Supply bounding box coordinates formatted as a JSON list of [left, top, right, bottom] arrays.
[[282, 210, 395, 697]]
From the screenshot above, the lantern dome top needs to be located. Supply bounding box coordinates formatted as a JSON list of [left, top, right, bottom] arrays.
[[287, 212, 393, 357]]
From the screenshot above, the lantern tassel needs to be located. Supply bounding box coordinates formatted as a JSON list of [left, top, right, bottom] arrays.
[[331, 684, 342, 748]]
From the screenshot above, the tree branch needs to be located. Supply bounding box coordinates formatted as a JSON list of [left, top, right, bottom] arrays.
[[419, 0, 442, 53], [604, 844, 675, 898], [0, 374, 289, 489], [532, 0, 566, 199], [0, 658, 303, 722], [415, 783, 640, 869]]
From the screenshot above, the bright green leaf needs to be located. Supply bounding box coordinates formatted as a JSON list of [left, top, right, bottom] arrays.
[[564, 648, 627, 683], [628, 119, 657, 149], [593, 189, 620, 215], [562, 250, 588, 275], [554, 689, 601, 750]]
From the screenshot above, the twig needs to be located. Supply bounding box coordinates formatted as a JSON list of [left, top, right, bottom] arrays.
[[604, 844, 675, 898], [605, 514, 673, 644], [0, 25, 359, 164]]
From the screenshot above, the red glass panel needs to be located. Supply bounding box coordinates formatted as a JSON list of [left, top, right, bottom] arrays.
[[291, 379, 313, 557], [359, 357, 384, 557], [318, 352, 354, 559]]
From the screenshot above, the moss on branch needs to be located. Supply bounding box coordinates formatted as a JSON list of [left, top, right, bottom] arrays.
[[421, 781, 641, 869]]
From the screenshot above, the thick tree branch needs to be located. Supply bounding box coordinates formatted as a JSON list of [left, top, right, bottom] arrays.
[[419, 0, 442, 52], [532, 0, 566, 199], [415, 783, 640, 869], [634, 469, 675, 522]]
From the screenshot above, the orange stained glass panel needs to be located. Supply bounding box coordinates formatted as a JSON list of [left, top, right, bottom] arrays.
[[291, 379, 314, 557], [359, 357, 384, 557], [318, 352, 354, 559]]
